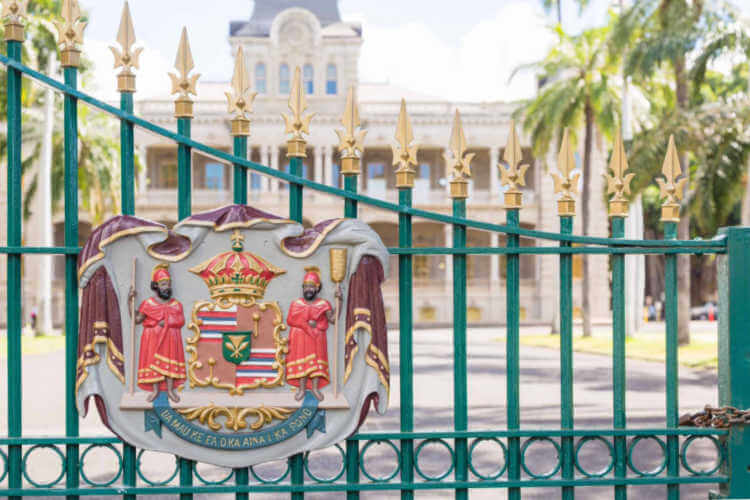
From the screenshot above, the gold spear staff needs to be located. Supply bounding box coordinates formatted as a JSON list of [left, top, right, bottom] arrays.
[[129, 257, 137, 395], [329, 248, 347, 398]]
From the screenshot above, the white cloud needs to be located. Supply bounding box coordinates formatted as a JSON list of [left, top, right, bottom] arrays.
[[358, 1, 553, 102], [82, 38, 172, 102]]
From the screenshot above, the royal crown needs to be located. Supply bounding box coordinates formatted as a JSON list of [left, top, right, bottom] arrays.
[[189, 230, 285, 303]]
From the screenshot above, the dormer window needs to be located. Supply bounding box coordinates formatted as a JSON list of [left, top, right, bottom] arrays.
[[326, 63, 338, 95], [255, 62, 267, 94], [303, 64, 314, 95], [279, 63, 290, 94]]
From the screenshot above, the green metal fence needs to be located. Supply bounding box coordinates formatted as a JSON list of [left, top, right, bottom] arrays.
[[1, 5, 749, 499]]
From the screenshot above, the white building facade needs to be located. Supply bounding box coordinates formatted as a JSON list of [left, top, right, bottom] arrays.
[[17, 0, 613, 329]]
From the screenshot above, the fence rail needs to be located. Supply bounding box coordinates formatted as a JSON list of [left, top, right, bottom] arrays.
[[0, 5, 743, 499]]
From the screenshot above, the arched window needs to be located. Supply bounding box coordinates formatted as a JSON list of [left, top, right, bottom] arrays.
[[303, 64, 314, 94], [279, 63, 290, 94], [255, 62, 266, 94], [326, 63, 337, 95]]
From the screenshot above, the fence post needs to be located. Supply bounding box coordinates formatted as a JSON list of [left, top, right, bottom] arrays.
[[716, 226, 750, 498], [4, 11, 24, 500], [112, 4, 139, 497], [337, 87, 363, 498], [447, 110, 470, 500], [554, 129, 576, 500], [500, 122, 526, 500], [61, 14, 83, 499], [173, 26, 198, 500]]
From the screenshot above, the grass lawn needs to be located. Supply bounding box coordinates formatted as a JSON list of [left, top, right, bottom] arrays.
[[496, 334, 718, 370], [0, 334, 66, 358]]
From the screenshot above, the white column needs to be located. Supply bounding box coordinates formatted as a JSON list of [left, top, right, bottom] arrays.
[[39, 56, 56, 335], [490, 231, 500, 288], [490, 147, 500, 204], [314, 145, 323, 184], [323, 145, 333, 187], [444, 225, 452, 293], [261, 145, 271, 192], [270, 145, 279, 194]]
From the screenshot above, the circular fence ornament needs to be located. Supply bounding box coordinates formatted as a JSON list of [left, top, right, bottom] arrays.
[[80, 443, 123, 487], [680, 435, 724, 476], [22, 445, 66, 488], [574, 436, 615, 478], [360, 440, 401, 483], [304, 444, 346, 483], [521, 437, 561, 479], [627, 435, 667, 477], [136, 450, 179, 486], [414, 438, 455, 482], [469, 438, 508, 480]]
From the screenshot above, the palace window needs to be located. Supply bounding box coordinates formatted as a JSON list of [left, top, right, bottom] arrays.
[[193, 151, 230, 190], [147, 148, 178, 189], [326, 63, 337, 95], [303, 64, 314, 94], [279, 63, 290, 94], [255, 62, 267, 94]]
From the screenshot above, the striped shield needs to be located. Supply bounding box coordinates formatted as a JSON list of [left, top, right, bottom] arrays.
[[195, 303, 280, 388]]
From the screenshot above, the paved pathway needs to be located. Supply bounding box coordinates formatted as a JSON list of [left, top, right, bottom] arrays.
[[1, 327, 721, 499]]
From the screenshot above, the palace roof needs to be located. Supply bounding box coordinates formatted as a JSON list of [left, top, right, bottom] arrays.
[[230, 0, 344, 37]]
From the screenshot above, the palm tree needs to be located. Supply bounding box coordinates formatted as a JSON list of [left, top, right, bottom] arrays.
[[513, 24, 621, 337], [612, 0, 750, 344], [540, 0, 591, 26]]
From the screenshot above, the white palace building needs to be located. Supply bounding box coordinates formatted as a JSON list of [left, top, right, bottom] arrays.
[[24, 0, 617, 329]]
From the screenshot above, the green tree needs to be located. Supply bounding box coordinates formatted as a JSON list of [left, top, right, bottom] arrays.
[[513, 23, 620, 337], [0, 1, 136, 226], [612, 0, 750, 344], [540, 0, 591, 26]]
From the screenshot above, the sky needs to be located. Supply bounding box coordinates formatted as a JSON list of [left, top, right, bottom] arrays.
[[76, 0, 750, 102]]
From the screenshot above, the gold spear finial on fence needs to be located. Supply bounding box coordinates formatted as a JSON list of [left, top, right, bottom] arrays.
[[170, 27, 200, 119], [283, 66, 315, 158], [605, 130, 634, 217], [392, 99, 419, 189], [110, 1, 141, 93], [2, 0, 28, 42], [55, 0, 86, 67], [445, 110, 475, 199], [225, 46, 255, 136], [499, 120, 529, 209], [552, 128, 579, 216], [656, 135, 687, 222], [335, 86, 366, 176]]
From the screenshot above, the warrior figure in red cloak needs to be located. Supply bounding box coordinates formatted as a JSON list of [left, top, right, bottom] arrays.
[[128, 264, 186, 403], [286, 267, 342, 401]]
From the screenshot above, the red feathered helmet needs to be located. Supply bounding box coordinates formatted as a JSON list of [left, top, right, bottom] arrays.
[[151, 263, 171, 284], [303, 266, 322, 287]]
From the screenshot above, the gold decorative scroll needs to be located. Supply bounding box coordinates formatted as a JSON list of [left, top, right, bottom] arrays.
[[177, 404, 294, 432]]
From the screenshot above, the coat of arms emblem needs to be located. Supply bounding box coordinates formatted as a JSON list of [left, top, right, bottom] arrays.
[[75, 205, 389, 466]]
